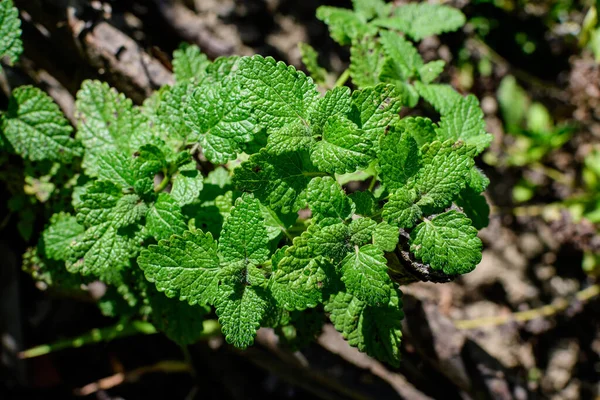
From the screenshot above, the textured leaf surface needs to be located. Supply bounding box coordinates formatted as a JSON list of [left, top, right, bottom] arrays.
[[67, 222, 137, 281], [266, 120, 314, 155], [378, 125, 419, 190], [215, 280, 269, 349], [145, 194, 188, 241], [316, 6, 375, 45], [147, 286, 209, 345], [172, 44, 210, 82], [184, 78, 255, 163], [396, 117, 436, 147], [308, 86, 352, 135], [170, 161, 203, 206], [218, 194, 270, 267], [233, 150, 321, 213], [372, 222, 399, 252], [237, 55, 319, 130], [306, 176, 354, 221], [311, 115, 372, 174], [410, 210, 482, 275], [271, 231, 332, 310], [436, 95, 493, 155], [350, 84, 402, 141], [0, 0, 22, 66], [373, 3, 466, 40], [410, 141, 475, 210], [382, 188, 422, 228], [457, 187, 490, 230], [341, 245, 391, 306], [326, 288, 403, 367], [138, 229, 221, 304], [75, 80, 152, 172], [414, 82, 462, 115], [2, 86, 80, 162], [42, 212, 84, 261], [348, 218, 377, 246], [379, 31, 422, 80], [349, 35, 385, 89]]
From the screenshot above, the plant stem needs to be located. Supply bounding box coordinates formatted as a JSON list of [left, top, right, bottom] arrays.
[[368, 174, 378, 192], [19, 319, 221, 359], [19, 320, 157, 359], [335, 69, 350, 87], [154, 171, 171, 193], [453, 284, 600, 330]]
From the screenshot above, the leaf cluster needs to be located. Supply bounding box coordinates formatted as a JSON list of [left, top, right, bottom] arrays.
[[0, 2, 492, 366]]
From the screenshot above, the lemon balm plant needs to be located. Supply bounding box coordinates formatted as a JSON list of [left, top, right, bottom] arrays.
[[1, 0, 492, 366]]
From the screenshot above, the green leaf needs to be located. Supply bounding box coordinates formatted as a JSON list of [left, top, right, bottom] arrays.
[[467, 166, 490, 193], [341, 244, 392, 306], [379, 31, 423, 80], [349, 191, 377, 216], [66, 221, 138, 282], [382, 188, 422, 228], [0, 0, 22, 66], [378, 124, 420, 190], [456, 186, 490, 230], [350, 84, 402, 141], [138, 229, 221, 303], [75, 80, 153, 173], [348, 217, 377, 246], [410, 210, 482, 275], [151, 83, 194, 147], [373, 3, 466, 41], [306, 176, 354, 221], [271, 230, 333, 311], [436, 95, 492, 155], [172, 43, 210, 83], [316, 6, 375, 45], [41, 212, 84, 261], [352, 0, 391, 19], [410, 140, 475, 210], [237, 55, 319, 131], [218, 194, 270, 267], [311, 115, 372, 174], [2, 86, 80, 162], [215, 278, 270, 349], [147, 286, 209, 345], [349, 35, 385, 88], [266, 120, 314, 155], [233, 149, 321, 214], [372, 221, 399, 252], [95, 151, 136, 189], [326, 287, 403, 367], [299, 42, 327, 86], [308, 86, 352, 135], [145, 193, 188, 241], [414, 82, 462, 115], [419, 60, 445, 84], [170, 161, 203, 206], [307, 221, 351, 263], [396, 117, 436, 147], [76, 181, 122, 226], [184, 78, 255, 164]]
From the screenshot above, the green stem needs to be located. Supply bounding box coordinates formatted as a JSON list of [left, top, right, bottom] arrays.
[[154, 170, 171, 193], [20, 320, 158, 359], [335, 69, 350, 87], [19, 319, 221, 359], [368, 174, 378, 192]]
